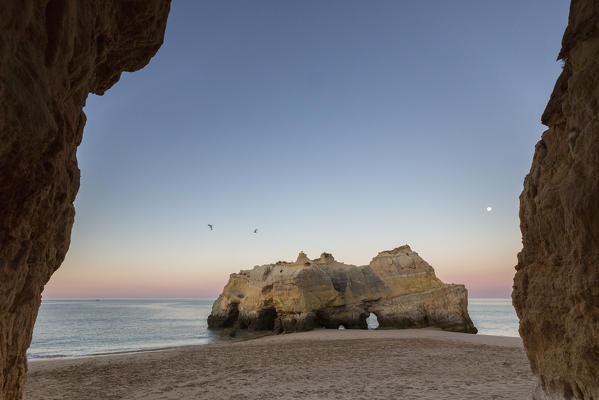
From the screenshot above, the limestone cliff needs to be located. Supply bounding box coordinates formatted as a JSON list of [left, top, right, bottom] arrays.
[[0, 2, 170, 399], [512, 1, 599, 399], [208, 246, 477, 334]]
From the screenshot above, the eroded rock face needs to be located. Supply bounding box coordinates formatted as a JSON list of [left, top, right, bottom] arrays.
[[209, 246, 477, 334], [0, 2, 170, 399], [512, 1, 599, 399]]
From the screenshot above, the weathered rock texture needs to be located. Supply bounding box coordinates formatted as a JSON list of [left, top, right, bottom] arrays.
[[0, 2, 170, 399], [512, 1, 599, 399], [209, 246, 477, 334]]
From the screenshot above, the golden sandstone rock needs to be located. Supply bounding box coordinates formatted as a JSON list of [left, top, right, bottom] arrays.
[[512, 1, 599, 399], [0, 2, 170, 399], [208, 246, 477, 334]]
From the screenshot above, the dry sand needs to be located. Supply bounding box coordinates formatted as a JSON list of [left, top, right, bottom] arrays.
[[24, 328, 536, 400]]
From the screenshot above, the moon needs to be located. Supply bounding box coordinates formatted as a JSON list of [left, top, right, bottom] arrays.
[[486, 206, 493, 212]]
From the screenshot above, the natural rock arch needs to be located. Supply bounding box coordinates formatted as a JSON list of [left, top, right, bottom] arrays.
[[208, 247, 478, 335], [367, 312, 379, 330], [0, 1, 171, 399]]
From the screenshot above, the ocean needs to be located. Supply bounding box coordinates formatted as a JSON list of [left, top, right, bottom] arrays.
[[28, 298, 519, 359]]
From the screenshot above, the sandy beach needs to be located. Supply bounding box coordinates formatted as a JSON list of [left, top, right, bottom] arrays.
[[24, 328, 535, 400]]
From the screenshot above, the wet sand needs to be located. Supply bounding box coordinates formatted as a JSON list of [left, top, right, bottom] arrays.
[[24, 328, 536, 400]]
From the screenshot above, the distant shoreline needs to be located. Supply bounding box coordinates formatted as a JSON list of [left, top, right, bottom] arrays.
[[27, 330, 275, 362], [29, 327, 521, 362], [28, 298, 520, 360]]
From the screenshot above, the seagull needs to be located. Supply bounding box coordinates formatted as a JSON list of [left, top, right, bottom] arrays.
[[253, 228, 258, 234], [208, 224, 213, 231]]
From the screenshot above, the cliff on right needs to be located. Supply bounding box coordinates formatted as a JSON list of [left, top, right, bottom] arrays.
[[512, 1, 599, 399]]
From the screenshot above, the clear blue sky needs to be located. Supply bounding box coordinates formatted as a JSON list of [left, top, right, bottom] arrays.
[[45, 0, 570, 298]]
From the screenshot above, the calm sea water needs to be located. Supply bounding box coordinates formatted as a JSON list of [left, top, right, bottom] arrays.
[[28, 298, 519, 359], [468, 298, 520, 337]]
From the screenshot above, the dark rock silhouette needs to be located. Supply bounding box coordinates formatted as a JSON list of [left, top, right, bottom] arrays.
[[513, 1, 599, 399], [0, 2, 170, 399]]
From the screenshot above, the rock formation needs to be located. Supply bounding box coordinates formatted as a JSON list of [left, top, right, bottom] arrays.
[[209, 246, 477, 334], [0, 2, 170, 399], [512, 1, 599, 399]]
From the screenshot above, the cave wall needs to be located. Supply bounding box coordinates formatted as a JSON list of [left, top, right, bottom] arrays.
[[512, 1, 599, 399], [0, 1, 170, 399]]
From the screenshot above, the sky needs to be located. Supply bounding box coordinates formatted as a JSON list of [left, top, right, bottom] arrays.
[[43, 0, 570, 299]]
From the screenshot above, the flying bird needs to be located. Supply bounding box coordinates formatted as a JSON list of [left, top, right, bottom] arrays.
[[208, 224, 213, 231], [253, 228, 258, 234]]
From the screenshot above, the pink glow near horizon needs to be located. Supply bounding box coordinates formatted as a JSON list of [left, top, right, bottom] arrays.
[[43, 246, 518, 299]]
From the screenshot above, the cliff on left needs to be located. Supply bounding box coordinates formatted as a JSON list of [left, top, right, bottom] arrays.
[[0, 2, 171, 399]]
